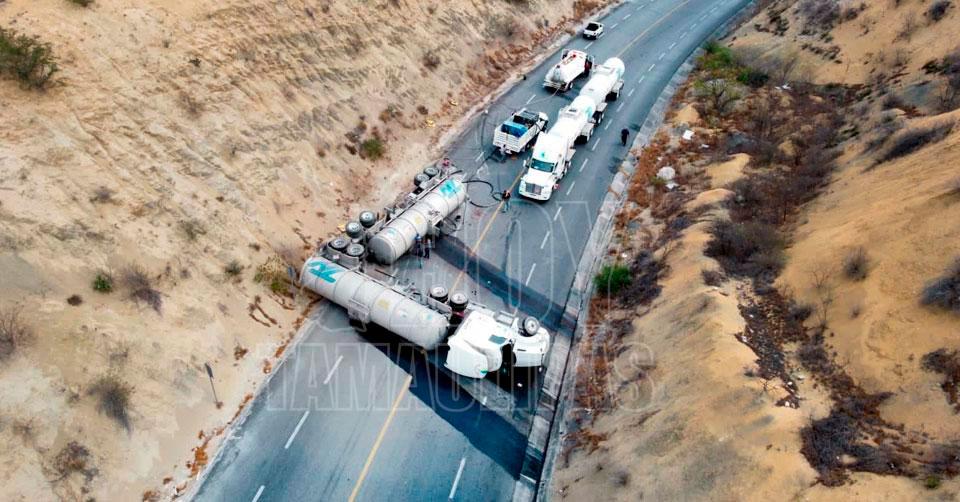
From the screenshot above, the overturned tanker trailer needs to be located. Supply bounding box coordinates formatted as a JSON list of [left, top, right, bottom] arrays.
[[367, 164, 467, 265], [300, 244, 551, 378]]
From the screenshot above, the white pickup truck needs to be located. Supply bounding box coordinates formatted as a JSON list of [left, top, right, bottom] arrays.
[[492, 109, 549, 155]]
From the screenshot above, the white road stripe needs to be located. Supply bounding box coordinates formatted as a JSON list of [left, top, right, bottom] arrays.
[[658, 52, 665, 61], [323, 355, 344, 385], [585, 41, 594, 49], [525, 263, 538, 286], [628, 87, 635, 97], [623, 13, 632, 20], [449, 457, 467, 499], [616, 101, 625, 112], [252, 485, 265, 502], [611, 22, 619, 29], [603, 120, 611, 131], [638, 76, 646, 84], [565, 181, 577, 196], [525, 93, 536, 105], [579, 158, 589, 172], [590, 139, 599, 151], [539, 231, 551, 250], [553, 206, 563, 221], [669, 42, 677, 49], [691, 22, 698, 28], [638, 4, 645, 9], [648, 63, 656, 72], [475, 151, 484, 163], [284, 410, 310, 450]]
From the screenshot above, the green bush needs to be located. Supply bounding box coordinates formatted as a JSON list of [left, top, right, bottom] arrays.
[[360, 137, 386, 160], [594, 264, 631, 295], [737, 68, 770, 88], [700, 41, 735, 71], [0, 27, 59, 89], [92, 272, 113, 293]]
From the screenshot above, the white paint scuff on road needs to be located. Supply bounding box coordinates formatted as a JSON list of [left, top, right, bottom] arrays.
[[525, 263, 537, 286], [553, 206, 563, 222], [565, 181, 576, 196], [448, 457, 467, 499], [539, 231, 551, 250], [579, 158, 589, 172], [323, 355, 344, 385], [284, 410, 310, 450], [251, 485, 265, 502]]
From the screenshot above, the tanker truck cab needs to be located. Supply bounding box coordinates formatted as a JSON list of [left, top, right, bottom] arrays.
[[445, 310, 550, 379], [519, 134, 567, 201]]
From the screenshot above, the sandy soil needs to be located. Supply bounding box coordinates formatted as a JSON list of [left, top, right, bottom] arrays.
[[555, 1, 960, 500], [0, 0, 612, 499]]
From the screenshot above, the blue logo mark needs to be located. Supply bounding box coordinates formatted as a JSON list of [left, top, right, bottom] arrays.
[[439, 179, 460, 198], [307, 261, 342, 283]]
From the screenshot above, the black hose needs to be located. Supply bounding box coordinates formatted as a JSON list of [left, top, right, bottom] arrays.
[[462, 178, 503, 208]]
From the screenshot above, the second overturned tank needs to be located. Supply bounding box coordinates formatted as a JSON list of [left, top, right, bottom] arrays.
[[300, 255, 449, 349], [368, 176, 466, 264]]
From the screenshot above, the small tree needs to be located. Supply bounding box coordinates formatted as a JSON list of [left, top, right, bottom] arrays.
[[594, 264, 631, 295], [695, 78, 742, 117]]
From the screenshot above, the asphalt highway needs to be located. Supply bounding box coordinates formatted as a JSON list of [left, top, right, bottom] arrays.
[[194, 0, 752, 500]]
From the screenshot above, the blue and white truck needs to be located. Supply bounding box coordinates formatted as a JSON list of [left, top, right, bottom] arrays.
[[492, 109, 549, 155]]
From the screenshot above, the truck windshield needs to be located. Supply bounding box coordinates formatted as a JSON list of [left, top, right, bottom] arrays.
[[530, 158, 554, 172]]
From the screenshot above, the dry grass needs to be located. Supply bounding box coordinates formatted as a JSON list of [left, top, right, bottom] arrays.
[[88, 374, 134, 430], [0, 306, 34, 362], [122, 264, 162, 313]]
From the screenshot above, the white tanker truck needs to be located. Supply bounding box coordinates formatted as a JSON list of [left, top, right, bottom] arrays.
[[543, 49, 594, 92], [300, 249, 551, 379], [519, 57, 625, 201]]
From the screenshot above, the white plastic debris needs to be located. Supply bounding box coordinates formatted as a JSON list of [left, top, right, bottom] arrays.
[[682, 129, 695, 141], [656, 166, 676, 181]]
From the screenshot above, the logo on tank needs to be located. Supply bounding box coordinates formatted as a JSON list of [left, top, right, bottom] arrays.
[[307, 260, 343, 283], [439, 179, 462, 198]]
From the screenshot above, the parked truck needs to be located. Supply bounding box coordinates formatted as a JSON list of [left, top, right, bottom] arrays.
[[543, 49, 594, 92], [300, 249, 551, 379], [492, 108, 549, 155], [578, 57, 625, 125], [518, 95, 596, 200], [519, 57, 626, 201]]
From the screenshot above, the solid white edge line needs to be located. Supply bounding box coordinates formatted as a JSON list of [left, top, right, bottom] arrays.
[[565, 181, 576, 196], [579, 158, 589, 172], [553, 206, 563, 221], [449, 457, 467, 499], [323, 355, 344, 385], [252, 485, 265, 502], [525, 263, 537, 286], [539, 231, 551, 250], [284, 410, 310, 450]]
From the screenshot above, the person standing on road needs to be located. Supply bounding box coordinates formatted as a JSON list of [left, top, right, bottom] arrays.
[[424, 234, 433, 259], [414, 234, 424, 268], [621, 128, 630, 146], [501, 189, 512, 213]]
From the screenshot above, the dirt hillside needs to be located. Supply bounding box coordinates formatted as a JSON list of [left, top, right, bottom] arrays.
[[0, 0, 612, 500], [554, 0, 960, 500]]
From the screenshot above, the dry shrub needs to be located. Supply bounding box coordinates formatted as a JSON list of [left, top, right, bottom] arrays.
[[799, 0, 841, 31], [90, 186, 114, 204], [921, 348, 960, 412], [842, 247, 869, 281], [53, 441, 97, 481], [928, 1, 952, 22], [876, 121, 955, 165], [88, 374, 134, 430], [122, 264, 162, 313], [921, 258, 960, 314], [706, 220, 785, 280], [422, 50, 440, 71], [0, 306, 33, 361]]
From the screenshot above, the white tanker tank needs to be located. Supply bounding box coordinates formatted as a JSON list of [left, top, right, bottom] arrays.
[[578, 57, 625, 123], [300, 255, 449, 349], [368, 176, 467, 265]]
